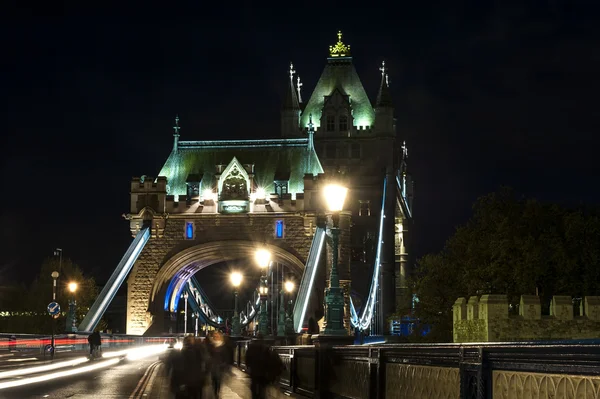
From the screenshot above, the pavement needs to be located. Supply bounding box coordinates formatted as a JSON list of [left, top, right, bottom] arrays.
[[155, 365, 293, 398]]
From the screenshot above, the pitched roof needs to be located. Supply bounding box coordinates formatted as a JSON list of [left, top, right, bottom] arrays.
[[158, 139, 323, 199], [300, 58, 375, 129]]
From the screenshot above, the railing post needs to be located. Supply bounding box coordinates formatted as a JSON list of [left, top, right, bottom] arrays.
[[459, 346, 489, 399], [369, 347, 385, 399]]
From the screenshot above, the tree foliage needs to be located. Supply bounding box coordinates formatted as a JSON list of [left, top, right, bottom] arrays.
[[412, 187, 600, 342], [0, 257, 99, 334]]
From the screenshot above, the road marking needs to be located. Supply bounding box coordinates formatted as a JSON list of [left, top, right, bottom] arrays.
[[129, 360, 160, 399]]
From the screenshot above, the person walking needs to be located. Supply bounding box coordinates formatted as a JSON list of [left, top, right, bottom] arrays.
[[245, 334, 283, 399], [206, 331, 233, 398], [87, 331, 101, 358], [169, 336, 208, 399]]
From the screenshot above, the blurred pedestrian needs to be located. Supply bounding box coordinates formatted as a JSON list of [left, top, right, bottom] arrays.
[[206, 331, 233, 398], [169, 335, 208, 399], [245, 334, 283, 399]]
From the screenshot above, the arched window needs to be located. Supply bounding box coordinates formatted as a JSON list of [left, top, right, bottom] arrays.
[[339, 115, 348, 131]]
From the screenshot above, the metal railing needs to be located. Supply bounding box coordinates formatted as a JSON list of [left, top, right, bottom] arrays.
[[232, 339, 600, 398]]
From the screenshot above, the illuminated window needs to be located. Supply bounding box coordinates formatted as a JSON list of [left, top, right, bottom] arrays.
[[275, 220, 285, 239], [185, 222, 194, 239], [359, 200, 371, 217], [339, 115, 348, 131], [351, 143, 360, 158], [326, 115, 335, 131]]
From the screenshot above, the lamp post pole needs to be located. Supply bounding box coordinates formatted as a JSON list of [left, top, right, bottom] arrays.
[[277, 287, 286, 337], [230, 271, 242, 337], [183, 291, 189, 335], [258, 281, 269, 336], [323, 185, 349, 336], [51, 271, 59, 359], [255, 249, 271, 337], [284, 281, 295, 335]]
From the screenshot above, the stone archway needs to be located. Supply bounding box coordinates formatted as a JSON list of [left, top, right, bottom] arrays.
[[139, 240, 305, 335]]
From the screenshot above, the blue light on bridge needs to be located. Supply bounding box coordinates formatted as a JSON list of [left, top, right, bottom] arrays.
[[185, 222, 193, 239], [275, 220, 284, 238]]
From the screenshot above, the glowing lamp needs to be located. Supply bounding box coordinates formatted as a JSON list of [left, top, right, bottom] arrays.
[[323, 184, 348, 212], [255, 249, 271, 269], [68, 282, 78, 293], [259, 286, 269, 295], [203, 189, 215, 202], [230, 272, 243, 287], [284, 281, 295, 293], [255, 187, 266, 200]]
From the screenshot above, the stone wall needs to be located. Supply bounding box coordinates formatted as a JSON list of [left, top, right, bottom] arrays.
[[453, 295, 600, 343]]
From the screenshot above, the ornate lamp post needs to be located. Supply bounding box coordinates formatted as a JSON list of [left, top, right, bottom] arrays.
[[67, 282, 78, 333], [183, 291, 189, 334], [322, 184, 348, 336], [255, 249, 270, 336], [277, 280, 288, 337], [284, 280, 295, 335], [230, 271, 243, 336]]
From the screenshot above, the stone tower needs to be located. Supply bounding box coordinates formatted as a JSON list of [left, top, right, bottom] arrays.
[[281, 32, 414, 331]]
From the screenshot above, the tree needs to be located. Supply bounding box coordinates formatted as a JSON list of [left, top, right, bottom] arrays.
[[0, 257, 99, 334], [412, 187, 600, 341]]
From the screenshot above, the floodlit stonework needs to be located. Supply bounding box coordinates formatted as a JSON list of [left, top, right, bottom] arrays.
[[453, 294, 600, 343]]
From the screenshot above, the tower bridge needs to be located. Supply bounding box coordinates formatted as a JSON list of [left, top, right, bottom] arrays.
[[78, 32, 414, 337]]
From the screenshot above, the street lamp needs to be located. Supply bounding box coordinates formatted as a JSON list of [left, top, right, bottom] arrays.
[[182, 291, 189, 334], [230, 272, 243, 336], [255, 249, 271, 336], [50, 271, 59, 359], [67, 282, 78, 333], [322, 184, 348, 336]]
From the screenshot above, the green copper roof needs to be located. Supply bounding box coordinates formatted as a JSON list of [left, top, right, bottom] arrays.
[[158, 138, 323, 199], [300, 59, 375, 129]]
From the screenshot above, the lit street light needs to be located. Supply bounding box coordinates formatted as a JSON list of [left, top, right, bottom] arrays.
[[322, 184, 348, 336], [230, 272, 243, 336]]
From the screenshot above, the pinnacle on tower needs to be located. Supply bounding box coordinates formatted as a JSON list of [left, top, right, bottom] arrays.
[[283, 62, 300, 110], [376, 61, 393, 107], [172, 114, 181, 152]]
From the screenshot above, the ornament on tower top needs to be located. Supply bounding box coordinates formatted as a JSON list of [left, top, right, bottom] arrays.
[[329, 31, 351, 57], [173, 115, 181, 137]]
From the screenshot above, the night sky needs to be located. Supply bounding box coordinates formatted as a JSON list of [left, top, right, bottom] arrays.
[[2, 3, 598, 293]]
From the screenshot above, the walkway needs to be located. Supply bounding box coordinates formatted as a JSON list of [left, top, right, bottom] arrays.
[[154, 365, 292, 398]]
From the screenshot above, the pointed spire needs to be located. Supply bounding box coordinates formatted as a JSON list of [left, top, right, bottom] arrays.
[[401, 140, 408, 160], [376, 61, 393, 107], [283, 62, 300, 110], [296, 76, 303, 103], [172, 115, 181, 152]]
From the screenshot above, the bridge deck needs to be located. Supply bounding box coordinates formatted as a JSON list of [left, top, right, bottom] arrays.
[[155, 365, 290, 398]]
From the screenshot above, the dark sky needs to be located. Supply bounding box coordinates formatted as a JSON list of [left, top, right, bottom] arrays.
[[1, 3, 599, 289]]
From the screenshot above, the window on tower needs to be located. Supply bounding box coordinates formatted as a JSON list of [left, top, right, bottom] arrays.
[[185, 221, 194, 239], [359, 200, 371, 217], [339, 115, 348, 131], [326, 115, 335, 132]]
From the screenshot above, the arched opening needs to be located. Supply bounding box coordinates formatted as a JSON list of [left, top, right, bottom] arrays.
[[146, 241, 308, 335]]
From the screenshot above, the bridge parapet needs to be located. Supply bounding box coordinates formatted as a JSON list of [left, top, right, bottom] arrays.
[[233, 340, 600, 399], [454, 294, 600, 343]]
